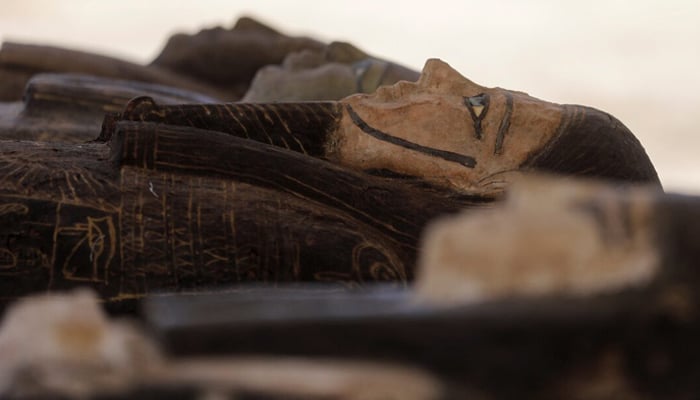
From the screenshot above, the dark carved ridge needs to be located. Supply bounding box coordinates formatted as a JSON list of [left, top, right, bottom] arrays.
[[0, 74, 219, 143], [523, 105, 661, 186], [21, 74, 217, 117], [100, 96, 342, 158], [0, 42, 229, 101]]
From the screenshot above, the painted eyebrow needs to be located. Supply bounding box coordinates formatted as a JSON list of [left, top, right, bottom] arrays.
[[494, 92, 514, 155], [345, 104, 477, 168]]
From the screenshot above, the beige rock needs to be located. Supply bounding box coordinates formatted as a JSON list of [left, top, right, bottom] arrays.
[[414, 175, 659, 305], [0, 291, 447, 399], [0, 289, 161, 397]]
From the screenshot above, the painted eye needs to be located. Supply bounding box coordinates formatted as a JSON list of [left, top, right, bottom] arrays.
[[466, 94, 488, 117], [464, 93, 490, 139]]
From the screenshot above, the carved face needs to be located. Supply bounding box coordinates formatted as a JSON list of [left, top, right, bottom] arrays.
[[332, 59, 564, 193]]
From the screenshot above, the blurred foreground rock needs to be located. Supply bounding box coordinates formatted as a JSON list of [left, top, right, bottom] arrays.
[[0, 290, 160, 398], [0, 290, 458, 400]]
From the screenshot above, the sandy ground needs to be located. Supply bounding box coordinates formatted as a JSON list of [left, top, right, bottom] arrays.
[[1, 0, 698, 193]]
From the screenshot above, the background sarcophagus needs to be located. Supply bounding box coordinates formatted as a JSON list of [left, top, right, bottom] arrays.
[[0, 73, 218, 143]]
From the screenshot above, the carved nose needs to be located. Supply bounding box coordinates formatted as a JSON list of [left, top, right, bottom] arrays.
[[523, 105, 661, 187]]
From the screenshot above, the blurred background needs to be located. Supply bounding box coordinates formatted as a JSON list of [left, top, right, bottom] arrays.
[[2, 0, 698, 192]]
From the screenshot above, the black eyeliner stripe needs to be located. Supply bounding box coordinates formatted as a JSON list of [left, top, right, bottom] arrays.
[[345, 104, 476, 168], [495, 92, 513, 155]]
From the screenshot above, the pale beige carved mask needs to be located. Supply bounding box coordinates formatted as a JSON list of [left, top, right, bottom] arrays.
[[332, 59, 566, 194]]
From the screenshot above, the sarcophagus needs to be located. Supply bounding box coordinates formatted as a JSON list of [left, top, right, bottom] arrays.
[[0, 59, 660, 311]]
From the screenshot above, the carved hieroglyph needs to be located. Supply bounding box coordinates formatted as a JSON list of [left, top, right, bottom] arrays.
[[0, 122, 450, 306]]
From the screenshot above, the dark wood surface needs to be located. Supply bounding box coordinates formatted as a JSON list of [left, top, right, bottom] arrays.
[[144, 280, 700, 398], [0, 120, 489, 309]]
